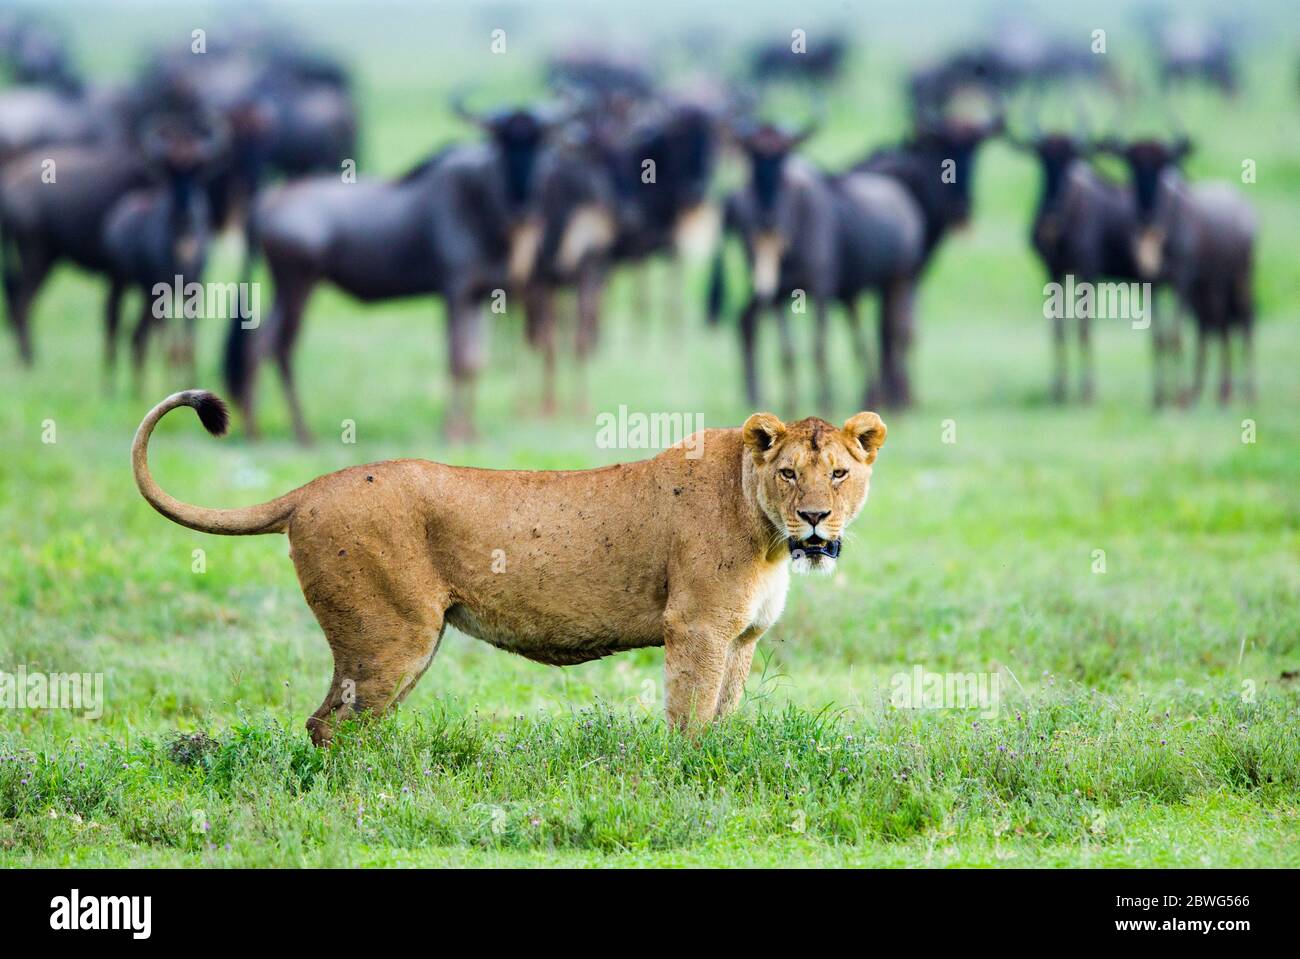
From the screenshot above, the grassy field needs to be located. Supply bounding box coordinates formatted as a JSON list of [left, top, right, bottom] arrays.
[[1, 0, 1298, 867]]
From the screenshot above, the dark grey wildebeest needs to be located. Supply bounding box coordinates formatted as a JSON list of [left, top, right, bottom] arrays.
[[1102, 136, 1257, 405], [0, 116, 223, 376], [1006, 124, 1144, 402], [225, 103, 561, 443], [711, 122, 926, 415]]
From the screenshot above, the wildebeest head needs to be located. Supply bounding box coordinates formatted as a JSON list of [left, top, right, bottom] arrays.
[[455, 98, 552, 216], [734, 120, 817, 301], [1005, 127, 1091, 210], [1098, 135, 1193, 278], [740, 121, 816, 231], [141, 114, 227, 269], [1102, 136, 1193, 224], [910, 113, 1002, 228]]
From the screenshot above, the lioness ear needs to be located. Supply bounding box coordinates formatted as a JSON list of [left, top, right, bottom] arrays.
[[843, 412, 886, 462], [742, 412, 786, 461]]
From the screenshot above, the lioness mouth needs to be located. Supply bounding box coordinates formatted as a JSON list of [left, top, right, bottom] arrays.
[[789, 536, 841, 559]]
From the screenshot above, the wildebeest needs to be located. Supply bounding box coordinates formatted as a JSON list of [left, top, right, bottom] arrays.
[[0, 115, 224, 380], [1101, 135, 1257, 405], [0, 84, 133, 164], [224, 101, 560, 443], [102, 119, 225, 385], [518, 94, 721, 412], [136, 39, 358, 281], [909, 23, 1110, 121], [0, 13, 79, 90], [846, 112, 1002, 405], [1005, 118, 1143, 402], [1156, 20, 1238, 95], [750, 33, 848, 86], [710, 121, 926, 414]]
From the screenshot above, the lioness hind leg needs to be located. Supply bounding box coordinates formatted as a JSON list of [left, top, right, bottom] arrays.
[[305, 602, 447, 747]]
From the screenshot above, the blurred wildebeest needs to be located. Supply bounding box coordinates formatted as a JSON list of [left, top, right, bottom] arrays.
[[135, 38, 358, 281], [0, 84, 135, 164], [0, 12, 79, 90], [1156, 20, 1238, 95], [1101, 135, 1257, 405], [750, 32, 848, 85], [1004, 109, 1144, 402], [520, 92, 722, 411], [102, 119, 226, 384], [0, 115, 224, 379], [847, 111, 1002, 405], [709, 121, 926, 414], [547, 48, 656, 105], [225, 101, 561, 443], [910, 21, 1110, 121]]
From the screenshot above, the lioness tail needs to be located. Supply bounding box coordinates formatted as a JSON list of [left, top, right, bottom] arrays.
[[132, 390, 300, 535]]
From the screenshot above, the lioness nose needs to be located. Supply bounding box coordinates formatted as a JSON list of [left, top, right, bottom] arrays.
[[798, 510, 830, 527]]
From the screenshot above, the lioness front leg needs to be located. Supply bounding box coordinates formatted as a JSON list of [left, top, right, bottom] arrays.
[[662, 605, 746, 731], [715, 628, 763, 719]]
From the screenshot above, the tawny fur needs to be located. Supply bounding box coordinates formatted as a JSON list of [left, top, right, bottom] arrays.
[[132, 390, 886, 744]]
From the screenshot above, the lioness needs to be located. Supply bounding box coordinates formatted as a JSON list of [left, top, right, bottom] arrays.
[[133, 391, 886, 744]]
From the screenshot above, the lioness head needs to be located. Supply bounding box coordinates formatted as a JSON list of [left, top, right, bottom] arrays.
[[742, 411, 887, 575]]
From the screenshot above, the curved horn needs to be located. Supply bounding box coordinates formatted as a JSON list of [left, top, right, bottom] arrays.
[[450, 89, 485, 128]]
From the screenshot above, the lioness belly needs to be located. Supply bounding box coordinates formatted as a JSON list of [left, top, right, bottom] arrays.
[[445, 601, 665, 666]]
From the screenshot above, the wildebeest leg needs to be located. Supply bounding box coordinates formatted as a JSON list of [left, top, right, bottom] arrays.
[[129, 296, 157, 398], [240, 207, 259, 288], [812, 298, 832, 416], [574, 263, 605, 414], [890, 280, 916, 407], [445, 295, 486, 442], [1186, 323, 1207, 407], [870, 289, 892, 408], [844, 296, 875, 410], [876, 279, 912, 407], [5, 239, 51, 366], [268, 273, 316, 446], [774, 302, 797, 416], [1235, 276, 1256, 404], [1077, 306, 1095, 404], [523, 282, 557, 417], [633, 265, 652, 337], [1217, 328, 1232, 405], [103, 279, 125, 391], [739, 296, 761, 407], [1150, 292, 1168, 408], [1050, 309, 1068, 404], [666, 256, 686, 337], [1240, 324, 1256, 404]]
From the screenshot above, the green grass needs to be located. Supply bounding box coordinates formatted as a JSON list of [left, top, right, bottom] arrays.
[[1, 0, 1299, 867]]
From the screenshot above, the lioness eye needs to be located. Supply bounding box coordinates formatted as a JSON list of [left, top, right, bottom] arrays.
[[832, 468, 848, 480], [779, 468, 796, 481]]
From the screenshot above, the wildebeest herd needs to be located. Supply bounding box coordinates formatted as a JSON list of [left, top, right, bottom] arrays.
[[0, 11, 1264, 442]]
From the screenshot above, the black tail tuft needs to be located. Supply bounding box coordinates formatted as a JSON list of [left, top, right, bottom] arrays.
[[188, 391, 230, 437]]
